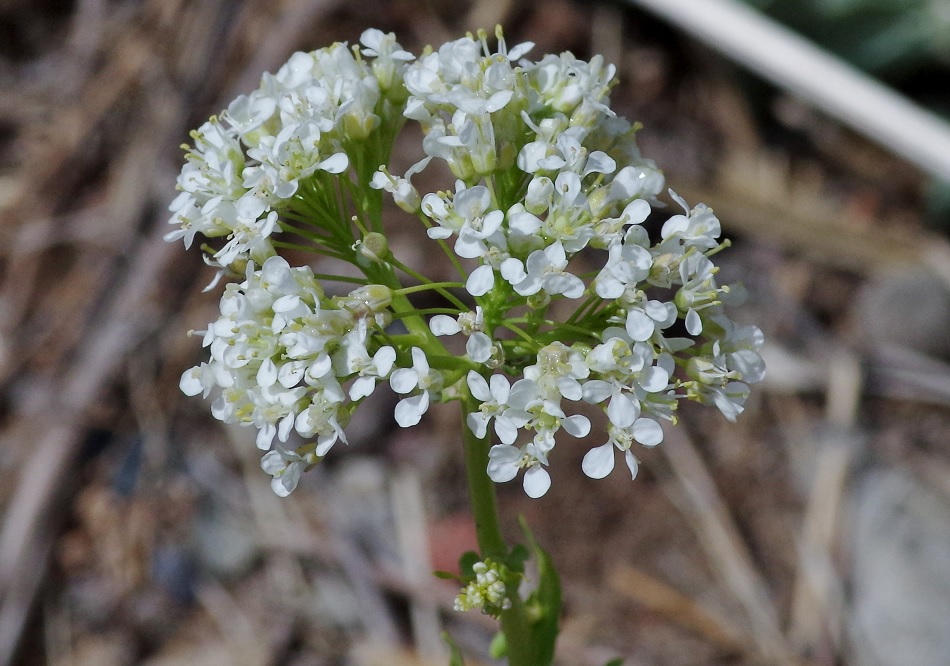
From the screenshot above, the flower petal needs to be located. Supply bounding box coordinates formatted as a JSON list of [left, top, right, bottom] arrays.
[[582, 443, 615, 479], [467, 412, 490, 438], [349, 375, 376, 400], [394, 391, 429, 427], [500, 258, 527, 285], [429, 315, 462, 336], [624, 450, 640, 480], [639, 365, 670, 393], [257, 358, 278, 388], [562, 414, 591, 438], [466, 332, 493, 363], [607, 393, 638, 428], [466, 264, 495, 297], [467, 370, 491, 401], [487, 445, 520, 483], [373, 346, 396, 376], [494, 415, 519, 445], [523, 466, 551, 498], [632, 417, 664, 447], [388, 368, 415, 394], [685, 307, 703, 335], [582, 379, 614, 403], [625, 310, 655, 341], [180, 367, 205, 396], [256, 424, 277, 451]]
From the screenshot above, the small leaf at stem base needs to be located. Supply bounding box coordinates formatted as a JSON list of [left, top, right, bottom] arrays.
[[489, 631, 508, 659]]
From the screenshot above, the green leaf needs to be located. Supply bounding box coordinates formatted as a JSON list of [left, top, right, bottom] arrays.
[[442, 632, 466, 666], [432, 570, 461, 581], [603, 659, 625, 666], [520, 516, 562, 666], [506, 544, 530, 573], [458, 550, 480, 578], [488, 631, 508, 659]]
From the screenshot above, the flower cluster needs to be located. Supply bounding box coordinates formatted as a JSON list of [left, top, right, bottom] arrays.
[[172, 28, 765, 499], [453, 559, 512, 617], [179, 255, 396, 495], [165, 30, 413, 272]]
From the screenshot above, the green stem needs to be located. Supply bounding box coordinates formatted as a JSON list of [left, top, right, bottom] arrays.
[[387, 257, 469, 311], [413, 212, 467, 279], [461, 398, 505, 557], [395, 281, 466, 296], [460, 394, 535, 666]]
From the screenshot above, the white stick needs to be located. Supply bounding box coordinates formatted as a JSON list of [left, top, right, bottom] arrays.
[[628, 0, 950, 182]]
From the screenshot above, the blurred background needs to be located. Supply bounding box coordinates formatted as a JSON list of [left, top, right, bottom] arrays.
[[2, 0, 950, 664]]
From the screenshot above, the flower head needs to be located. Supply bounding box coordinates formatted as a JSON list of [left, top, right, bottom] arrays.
[[174, 28, 765, 498]]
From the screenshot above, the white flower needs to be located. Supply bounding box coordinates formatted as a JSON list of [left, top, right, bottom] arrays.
[[222, 92, 277, 141], [525, 342, 591, 403], [487, 443, 552, 498], [711, 382, 751, 422], [529, 52, 616, 118], [595, 232, 653, 299], [462, 239, 526, 297], [599, 165, 666, 216], [390, 347, 443, 427], [294, 383, 348, 456], [429, 308, 498, 364], [466, 371, 529, 444], [714, 317, 767, 385], [370, 157, 431, 213], [581, 414, 662, 481], [524, 176, 554, 214], [513, 241, 585, 299], [622, 298, 677, 342], [182, 257, 355, 464], [660, 190, 721, 251], [261, 446, 315, 497], [180, 362, 215, 398], [581, 425, 639, 480], [422, 183, 504, 259], [336, 321, 396, 400], [519, 127, 616, 177], [359, 28, 414, 91]]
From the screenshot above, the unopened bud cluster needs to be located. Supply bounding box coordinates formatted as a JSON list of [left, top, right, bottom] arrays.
[[454, 559, 512, 617]]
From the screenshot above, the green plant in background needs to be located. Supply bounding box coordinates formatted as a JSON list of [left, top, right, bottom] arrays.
[[744, 0, 950, 78], [168, 27, 764, 664]]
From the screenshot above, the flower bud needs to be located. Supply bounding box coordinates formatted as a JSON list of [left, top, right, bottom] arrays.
[[527, 292, 550, 309], [525, 176, 554, 214], [357, 232, 390, 264], [338, 284, 393, 317], [587, 186, 610, 218], [686, 356, 736, 386]]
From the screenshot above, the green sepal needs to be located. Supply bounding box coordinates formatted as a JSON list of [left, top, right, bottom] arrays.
[[432, 570, 461, 581], [442, 631, 466, 666]]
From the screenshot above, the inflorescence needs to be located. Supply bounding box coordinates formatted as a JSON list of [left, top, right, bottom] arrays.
[[170, 27, 765, 499]]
